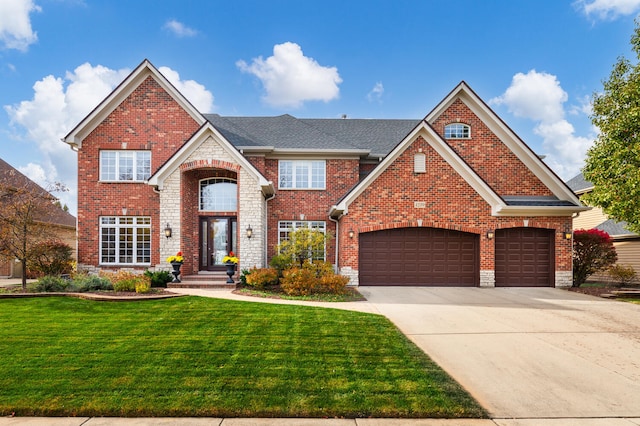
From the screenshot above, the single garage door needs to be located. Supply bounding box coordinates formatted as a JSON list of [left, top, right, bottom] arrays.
[[495, 227, 554, 287], [359, 227, 479, 286]]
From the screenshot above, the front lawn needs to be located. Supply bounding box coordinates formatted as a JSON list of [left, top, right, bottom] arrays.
[[0, 296, 486, 418]]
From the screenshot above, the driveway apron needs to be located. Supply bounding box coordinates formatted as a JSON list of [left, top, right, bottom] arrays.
[[358, 287, 640, 419]]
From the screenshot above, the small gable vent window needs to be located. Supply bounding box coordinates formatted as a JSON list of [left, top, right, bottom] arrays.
[[414, 152, 426, 173], [444, 123, 470, 139]]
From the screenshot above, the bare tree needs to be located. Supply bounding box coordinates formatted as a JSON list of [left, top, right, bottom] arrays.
[[0, 168, 67, 290]]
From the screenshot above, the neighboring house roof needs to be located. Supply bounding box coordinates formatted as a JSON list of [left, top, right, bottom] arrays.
[[0, 157, 76, 229], [567, 172, 637, 239], [566, 173, 594, 194]]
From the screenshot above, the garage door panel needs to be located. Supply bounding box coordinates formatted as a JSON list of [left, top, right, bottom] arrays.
[[495, 228, 554, 287], [359, 227, 479, 286]]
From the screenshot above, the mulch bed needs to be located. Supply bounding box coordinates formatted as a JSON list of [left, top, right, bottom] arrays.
[[0, 288, 181, 301]]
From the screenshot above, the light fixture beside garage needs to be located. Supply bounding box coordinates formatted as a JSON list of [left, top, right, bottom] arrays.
[[348, 230, 355, 239], [564, 231, 572, 240], [486, 230, 494, 240]]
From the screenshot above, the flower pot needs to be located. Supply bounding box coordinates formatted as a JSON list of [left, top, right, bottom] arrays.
[[225, 262, 237, 284], [171, 262, 183, 283]]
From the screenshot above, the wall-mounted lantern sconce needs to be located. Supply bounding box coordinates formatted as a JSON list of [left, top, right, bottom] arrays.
[[486, 230, 495, 240], [348, 230, 355, 239], [164, 223, 172, 238], [564, 231, 573, 240], [246, 225, 253, 239]]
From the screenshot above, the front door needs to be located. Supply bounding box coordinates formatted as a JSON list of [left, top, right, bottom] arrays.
[[199, 217, 237, 271]]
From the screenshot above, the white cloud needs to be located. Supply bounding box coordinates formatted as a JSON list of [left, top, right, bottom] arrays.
[[163, 19, 198, 38], [0, 0, 40, 51], [18, 162, 48, 187], [491, 70, 593, 180], [367, 82, 384, 103], [575, 0, 640, 20], [237, 42, 342, 108], [4, 62, 214, 213], [158, 66, 214, 112]]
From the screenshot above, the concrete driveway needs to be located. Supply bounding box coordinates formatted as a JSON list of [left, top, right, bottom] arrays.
[[358, 287, 640, 420]]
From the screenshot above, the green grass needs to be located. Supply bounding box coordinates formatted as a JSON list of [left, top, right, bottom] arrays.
[[0, 296, 485, 418]]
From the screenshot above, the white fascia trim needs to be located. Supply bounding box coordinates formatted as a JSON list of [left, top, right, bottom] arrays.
[[493, 205, 591, 216], [63, 59, 206, 149], [426, 82, 582, 206], [331, 122, 503, 217], [147, 123, 273, 195]]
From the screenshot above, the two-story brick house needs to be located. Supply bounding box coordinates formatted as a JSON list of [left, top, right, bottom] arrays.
[[63, 59, 587, 287]]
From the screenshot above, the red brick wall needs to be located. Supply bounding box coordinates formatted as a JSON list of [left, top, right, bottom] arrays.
[[431, 99, 553, 196], [339, 135, 572, 276], [77, 75, 200, 268], [262, 158, 361, 261]]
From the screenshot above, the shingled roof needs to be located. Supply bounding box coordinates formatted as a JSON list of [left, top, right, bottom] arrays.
[[204, 114, 419, 157], [0, 158, 76, 228]]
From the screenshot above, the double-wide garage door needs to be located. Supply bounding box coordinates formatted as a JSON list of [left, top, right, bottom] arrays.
[[359, 227, 479, 286], [359, 226, 554, 287]]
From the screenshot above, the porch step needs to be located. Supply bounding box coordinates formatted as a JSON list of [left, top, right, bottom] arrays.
[[167, 272, 237, 290]]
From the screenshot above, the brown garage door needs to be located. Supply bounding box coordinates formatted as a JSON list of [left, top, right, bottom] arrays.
[[495, 227, 554, 287], [359, 227, 479, 286]]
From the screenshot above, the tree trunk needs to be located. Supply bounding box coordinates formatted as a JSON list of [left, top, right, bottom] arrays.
[[21, 258, 27, 291]]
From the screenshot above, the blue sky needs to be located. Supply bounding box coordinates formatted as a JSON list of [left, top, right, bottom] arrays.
[[1, 0, 639, 214]]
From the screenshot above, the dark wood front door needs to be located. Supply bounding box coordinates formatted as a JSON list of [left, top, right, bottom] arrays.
[[199, 217, 237, 271]]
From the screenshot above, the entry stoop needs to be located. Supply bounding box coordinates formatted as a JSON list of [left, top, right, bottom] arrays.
[[167, 272, 237, 290]]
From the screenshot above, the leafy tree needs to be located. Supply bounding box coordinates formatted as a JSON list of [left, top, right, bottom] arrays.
[[584, 19, 640, 233], [276, 228, 332, 268], [0, 174, 68, 290], [572, 229, 617, 287]]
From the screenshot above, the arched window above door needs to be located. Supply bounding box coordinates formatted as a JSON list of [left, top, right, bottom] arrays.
[[200, 178, 237, 211]]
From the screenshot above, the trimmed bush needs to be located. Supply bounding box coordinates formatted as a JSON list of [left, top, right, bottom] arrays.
[[144, 270, 173, 288], [573, 229, 617, 287], [244, 267, 279, 289], [135, 280, 151, 294], [71, 274, 113, 292], [34, 276, 70, 292], [280, 267, 317, 296], [608, 264, 637, 287], [269, 253, 294, 277], [318, 273, 350, 294]]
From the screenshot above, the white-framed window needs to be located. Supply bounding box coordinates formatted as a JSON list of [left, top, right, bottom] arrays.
[[279, 160, 326, 189], [100, 151, 151, 182], [200, 178, 237, 211], [444, 123, 470, 139], [100, 216, 151, 265], [278, 221, 326, 261]]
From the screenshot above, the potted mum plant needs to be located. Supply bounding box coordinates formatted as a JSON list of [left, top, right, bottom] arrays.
[[166, 251, 184, 283], [222, 251, 239, 283]]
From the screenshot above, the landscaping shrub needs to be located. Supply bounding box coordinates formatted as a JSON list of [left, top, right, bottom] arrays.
[[608, 264, 637, 287], [28, 240, 74, 277], [34, 275, 70, 292], [573, 229, 617, 287], [101, 270, 149, 292], [71, 274, 113, 292], [269, 253, 294, 277], [135, 280, 151, 294], [280, 267, 317, 296], [244, 267, 279, 289], [144, 270, 173, 288], [318, 273, 350, 294]]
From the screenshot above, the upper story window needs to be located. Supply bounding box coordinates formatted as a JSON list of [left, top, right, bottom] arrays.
[[279, 160, 326, 190], [200, 178, 237, 211], [444, 123, 470, 139], [100, 151, 151, 182]]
